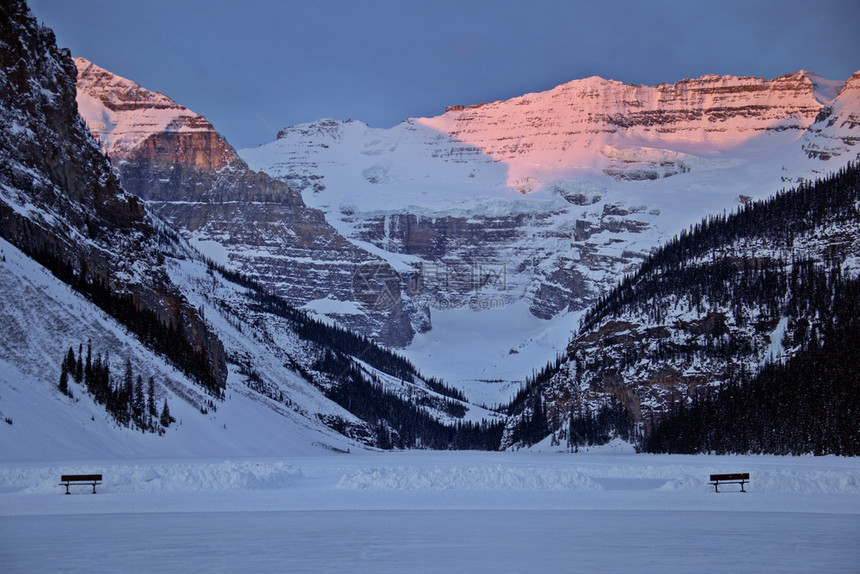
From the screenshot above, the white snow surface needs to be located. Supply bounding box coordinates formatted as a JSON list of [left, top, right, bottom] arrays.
[[400, 301, 582, 406], [0, 450, 857, 573]]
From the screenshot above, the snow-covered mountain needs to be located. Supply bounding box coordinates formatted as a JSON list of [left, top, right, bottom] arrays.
[[74, 58, 416, 347], [74, 50, 860, 407], [5, 0, 858, 458], [1, 1, 499, 459], [240, 69, 860, 403]]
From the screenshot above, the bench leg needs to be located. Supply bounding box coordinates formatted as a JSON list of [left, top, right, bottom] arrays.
[[64, 484, 70, 495]]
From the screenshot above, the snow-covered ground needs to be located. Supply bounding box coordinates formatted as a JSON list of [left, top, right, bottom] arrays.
[[1, 450, 857, 572]]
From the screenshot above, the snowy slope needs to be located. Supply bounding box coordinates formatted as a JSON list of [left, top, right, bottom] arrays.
[[0, 221, 502, 460], [0, 237, 358, 461], [0, 191, 348, 459]]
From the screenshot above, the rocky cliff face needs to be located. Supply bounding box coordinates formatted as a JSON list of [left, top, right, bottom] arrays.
[[344, 204, 651, 320], [74, 59, 415, 346], [0, 0, 226, 390], [74, 58, 239, 170]]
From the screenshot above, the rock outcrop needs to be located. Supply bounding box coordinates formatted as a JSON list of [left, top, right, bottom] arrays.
[[801, 71, 860, 161]]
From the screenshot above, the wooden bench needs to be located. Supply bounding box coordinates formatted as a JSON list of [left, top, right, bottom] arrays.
[[59, 474, 102, 495], [709, 473, 749, 493]]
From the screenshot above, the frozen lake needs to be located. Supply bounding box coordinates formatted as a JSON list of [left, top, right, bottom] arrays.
[[1, 451, 858, 572], [4, 509, 858, 573]]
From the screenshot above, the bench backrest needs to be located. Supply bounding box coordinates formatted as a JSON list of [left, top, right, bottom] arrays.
[[60, 474, 102, 482], [710, 473, 749, 481]]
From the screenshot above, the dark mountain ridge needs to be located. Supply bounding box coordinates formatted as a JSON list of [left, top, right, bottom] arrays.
[[0, 0, 227, 392]]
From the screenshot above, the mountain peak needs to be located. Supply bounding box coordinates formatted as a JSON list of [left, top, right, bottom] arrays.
[[74, 57, 238, 168]]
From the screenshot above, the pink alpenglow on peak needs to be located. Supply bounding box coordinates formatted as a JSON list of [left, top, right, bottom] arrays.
[[417, 72, 833, 188], [74, 58, 239, 170]]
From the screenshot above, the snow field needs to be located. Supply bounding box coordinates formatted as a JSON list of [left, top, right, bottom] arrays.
[[239, 105, 854, 407], [0, 451, 858, 573], [2, 451, 858, 514]]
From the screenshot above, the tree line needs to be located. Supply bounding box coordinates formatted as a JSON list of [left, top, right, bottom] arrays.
[[580, 162, 859, 334], [315, 348, 504, 450], [59, 342, 175, 433], [32, 247, 221, 396], [210, 259, 493, 448], [211, 260, 468, 401]]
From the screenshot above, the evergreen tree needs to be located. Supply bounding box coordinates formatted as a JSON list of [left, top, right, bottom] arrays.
[[133, 375, 146, 428], [59, 341, 176, 435], [123, 359, 133, 394], [147, 377, 157, 419], [65, 347, 75, 375], [58, 361, 69, 396], [85, 341, 92, 383], [160, 399, 174, 427], [75, 343, 83, 383]]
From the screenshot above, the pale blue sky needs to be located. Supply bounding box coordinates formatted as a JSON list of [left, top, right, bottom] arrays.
[[28, 0, 860, 149]]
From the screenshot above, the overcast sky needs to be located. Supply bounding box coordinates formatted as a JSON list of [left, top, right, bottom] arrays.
[[28, 0, 860, 150]]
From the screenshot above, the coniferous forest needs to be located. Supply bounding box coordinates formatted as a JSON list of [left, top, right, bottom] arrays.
[[32, 244, 222, 396], [581, 163, 860, 335], [645, 271, 860, 455], [639, 164, 860, 455], [507, 163, 860, 455]]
